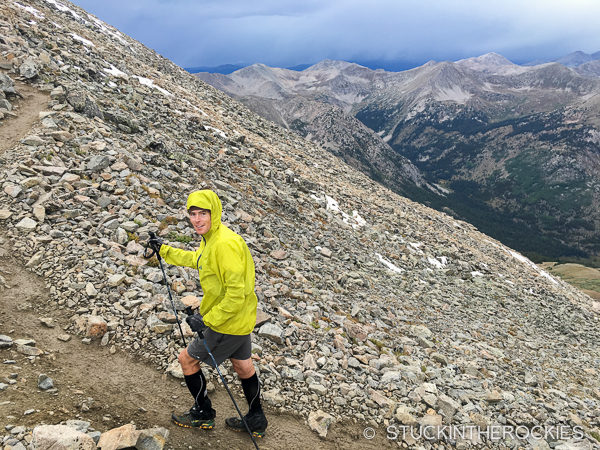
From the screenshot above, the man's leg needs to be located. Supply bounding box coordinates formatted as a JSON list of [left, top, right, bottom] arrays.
[[231, 358, 263, 414], [226, 358, 267, 436], [171, 348, 215, 428], [179, 348, 211, 410]]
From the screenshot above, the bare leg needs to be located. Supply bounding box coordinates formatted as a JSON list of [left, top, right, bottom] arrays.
[[231, 357, 256, 379], [178, 348, 201, 375]]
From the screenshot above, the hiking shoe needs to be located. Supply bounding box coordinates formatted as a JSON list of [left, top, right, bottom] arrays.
[[225, 410, 268, 438], [171, 405, 216, 429]]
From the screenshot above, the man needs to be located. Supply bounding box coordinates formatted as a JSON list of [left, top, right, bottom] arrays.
[[149, 189, 267, 436]]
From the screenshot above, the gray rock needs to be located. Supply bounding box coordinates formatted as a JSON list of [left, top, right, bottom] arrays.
[[307, 410, 334, 438], [380, 370, 402, 385], [67, 90, 103, 119], [21, 135, 46, 146], [0, 73, 17, 95], [26, 250, 45, 268], [431, 352, 449, 366], [16, 344, 43, 356], [258, 322, 283, 344], [309, 383, 327, 395], [135, 427, 169, 450], [107, 273, 127, 286], [6, 442, 26, 450], [438, 393, 460, 419], [0, 210, 13, 220], [39, 317, 55, 328], [63, 420, 91, 432], [4, 184, 22, 198], [115, 227, 128, 245], [16, 217, 37, 231], [0, 335, 13, 348], [87, 155, 110, 172], [32, 424, 96, 449], [38, 374, 54, 390], [0, 98, 12, 111], [19, 58, 39, 79]]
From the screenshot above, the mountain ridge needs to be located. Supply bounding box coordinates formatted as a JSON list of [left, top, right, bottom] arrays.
[[196, 54, 600, 262]]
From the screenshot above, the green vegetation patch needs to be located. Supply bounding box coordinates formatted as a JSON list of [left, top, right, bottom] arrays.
[[167, 231, 194, 244]]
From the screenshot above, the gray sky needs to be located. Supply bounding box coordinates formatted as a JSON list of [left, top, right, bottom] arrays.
[[70, 0, 600, 69]]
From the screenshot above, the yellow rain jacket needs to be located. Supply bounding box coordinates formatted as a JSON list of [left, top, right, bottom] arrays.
[[159, 190, 258, 335]]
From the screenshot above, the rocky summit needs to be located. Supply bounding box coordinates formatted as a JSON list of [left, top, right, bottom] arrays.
[[0, 1, 599, 449]]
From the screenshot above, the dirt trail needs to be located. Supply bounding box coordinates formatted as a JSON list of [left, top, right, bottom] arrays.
[[0, 235, 393, 449], [0, 81, 49, 154], [0, 81, 393, 448]]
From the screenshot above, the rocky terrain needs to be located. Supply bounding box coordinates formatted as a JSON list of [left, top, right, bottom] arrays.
[[197, 54, 600, 262], [1, 1, 600, 449]]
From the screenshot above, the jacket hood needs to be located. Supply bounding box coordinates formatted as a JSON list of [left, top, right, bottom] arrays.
[[186, 190, 222, 237]]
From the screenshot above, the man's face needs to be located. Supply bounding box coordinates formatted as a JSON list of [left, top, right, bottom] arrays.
[[189, 208, 211, 235]]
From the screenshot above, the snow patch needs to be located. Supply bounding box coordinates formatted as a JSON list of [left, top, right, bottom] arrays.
[[87, 14, 130, 47], [352, 210, 366, 227], [506, 248, 559, 285], [486, 239, 560, 286], [133, 76, 173, 96], [182, 99, 208, 117], [376, 253, 404, 274], [205, 126, 227, 139], [14, 2, 44, 19], [432, 183, 450, 194], [71, 33, 94, 47], [43, 0, 86, 23], [311, 194, 367, 230], [325, 195, 367, 229], [104, 65, 128, 79], [407, 242, 424, 255], [428, 256, 448, 269]]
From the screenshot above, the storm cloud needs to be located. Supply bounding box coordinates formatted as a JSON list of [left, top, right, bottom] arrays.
[[71, 0, 600, 68]]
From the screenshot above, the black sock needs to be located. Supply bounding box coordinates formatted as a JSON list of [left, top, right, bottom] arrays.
[[184, 370, 210, 410], [241, 372, 263, 414]]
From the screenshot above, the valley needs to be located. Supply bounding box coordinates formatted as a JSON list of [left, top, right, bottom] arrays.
[[196, 55, 600, 265]]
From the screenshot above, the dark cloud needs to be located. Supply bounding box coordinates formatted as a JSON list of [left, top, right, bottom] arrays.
[[71, 0, 600, 68]]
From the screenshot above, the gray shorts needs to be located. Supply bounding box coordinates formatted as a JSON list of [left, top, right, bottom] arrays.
[[187, 328, 252, 368]]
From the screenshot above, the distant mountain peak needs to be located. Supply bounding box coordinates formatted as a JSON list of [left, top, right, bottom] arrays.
[[305, 59, 365, 71], [455, 52, 523, 74], [555, 51, 598, 67], [456, 52, 515, 67]]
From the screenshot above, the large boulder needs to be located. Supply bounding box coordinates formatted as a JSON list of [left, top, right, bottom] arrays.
[[66, 89, 104, 119], [135, 427, 169, 450], [97, 423, 139, 450], [19, 57, 39, 79], [307, 410, 335, 438], [32, 424, 96, 450]]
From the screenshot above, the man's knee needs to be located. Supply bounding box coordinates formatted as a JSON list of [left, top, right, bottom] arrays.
[[231, 358, 255, 379], [178, 348, 199, 374]]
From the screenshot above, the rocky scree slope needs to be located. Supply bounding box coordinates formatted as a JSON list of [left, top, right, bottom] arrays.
[[198, 57, 600, 262], [0, 1, 600, 448]]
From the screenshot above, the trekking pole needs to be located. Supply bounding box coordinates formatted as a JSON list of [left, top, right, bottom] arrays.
[[203, 340, 260, 450], [144, 232, 187, 347]]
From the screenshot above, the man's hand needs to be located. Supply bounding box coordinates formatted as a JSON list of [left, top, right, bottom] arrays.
[[186, 313, 207, 333], [147, 234, 164, 255]]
